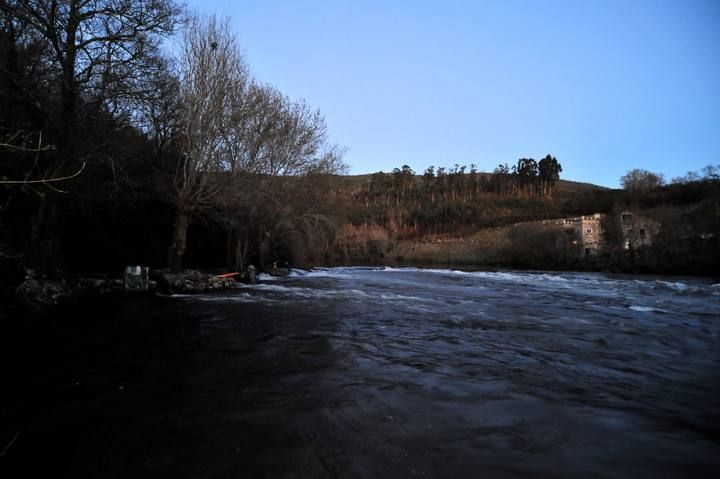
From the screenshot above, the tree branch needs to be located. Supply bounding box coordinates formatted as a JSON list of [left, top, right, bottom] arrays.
[[0, 162, 87, 189]]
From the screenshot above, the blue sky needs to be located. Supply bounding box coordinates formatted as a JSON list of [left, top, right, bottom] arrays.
[[185, 0, 719, 187]]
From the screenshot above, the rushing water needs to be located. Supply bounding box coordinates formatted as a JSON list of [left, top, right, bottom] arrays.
[[2, 268, 720, 478]]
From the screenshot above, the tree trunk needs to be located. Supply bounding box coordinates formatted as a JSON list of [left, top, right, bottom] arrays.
[[233, 232, 249, 272], [233, 234, 243, 272], [257, 231, 271, 271], [225, 229, 233, 270], [168, 209, 190, 272], [29, 194, 60, 273], [60, 0, 80, 151]]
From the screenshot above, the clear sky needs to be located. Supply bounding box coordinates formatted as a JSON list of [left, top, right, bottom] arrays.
[[185, 0, 719, 188]]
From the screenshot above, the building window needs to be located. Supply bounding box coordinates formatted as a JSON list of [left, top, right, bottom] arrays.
[[585, 228, 592, 235], [622, 213, 633, 224], [640, 229, 646, 238]]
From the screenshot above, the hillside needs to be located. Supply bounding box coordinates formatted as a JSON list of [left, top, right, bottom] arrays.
[[316, 172, 718, 276], [336, 173, 610, 195]]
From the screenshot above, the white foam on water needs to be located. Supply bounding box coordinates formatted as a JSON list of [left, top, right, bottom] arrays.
[[234, 282, 374, 301], [301, 269, 357, 279], [656, 280, 720, 295], [380, 266, 421, 273], [629, 305, 669, 313], [228, 278, 447, 305], [473, 271, 571, 284], [218, 268, 718, 308], [236, 283, 301, 293], [379, 293, 443, 304], [246, 267, 716, 297], [655, 281, 689, 292], [324, 289, 372, 299], [286, 269, 311, 277], [254, 269, 333, 281], [194, 292, 275, 303], [285, 266, 615, 295], [380, 267, 601, 287]]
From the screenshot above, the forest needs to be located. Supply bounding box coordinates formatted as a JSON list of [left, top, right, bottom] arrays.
[[0, 1, 345, 289], [345, 156, 564, 235]]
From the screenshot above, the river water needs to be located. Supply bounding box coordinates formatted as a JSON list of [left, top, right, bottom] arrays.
[[2, 268, 719, 478]]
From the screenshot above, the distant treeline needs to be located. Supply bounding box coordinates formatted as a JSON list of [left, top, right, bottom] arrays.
[[344, 156, 597, 236], [366, 155, 562, 206]]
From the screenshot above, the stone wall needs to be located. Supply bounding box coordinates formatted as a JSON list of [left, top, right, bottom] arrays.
[[619, 211, 661, 250]]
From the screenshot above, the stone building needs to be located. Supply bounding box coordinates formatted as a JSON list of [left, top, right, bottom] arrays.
[[618, 211, 661, 250], [575, 213, 604, 257], [543, 211, 660, 258], [543, 213, 604, 257]]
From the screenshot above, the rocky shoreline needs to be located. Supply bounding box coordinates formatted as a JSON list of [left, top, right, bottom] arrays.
[[11, 269, 242, 315]]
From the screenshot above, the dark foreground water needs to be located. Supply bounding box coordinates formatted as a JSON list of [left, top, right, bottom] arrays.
[[1, 268, 719, 478]]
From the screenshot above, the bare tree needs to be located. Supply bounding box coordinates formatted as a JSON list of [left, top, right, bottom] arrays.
[[168, 14, 249, 270], [222, 81, 282, 174], [0, 129, 85, 191], [306, 144, 349, 176], [0, 0, 181, 148], [161, 12, 346, 271], [263, 96, 327, 176], [620, 169, 665, 192]]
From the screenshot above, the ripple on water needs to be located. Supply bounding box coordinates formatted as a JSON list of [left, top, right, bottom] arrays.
[[154, 267, 720, 477]]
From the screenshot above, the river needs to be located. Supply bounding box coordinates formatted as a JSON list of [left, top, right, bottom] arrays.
[[1, 267, 719, 478]]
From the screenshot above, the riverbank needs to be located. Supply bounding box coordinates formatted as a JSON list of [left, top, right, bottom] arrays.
[[331, 227, 719, 278], [1, 268, 240, 316]]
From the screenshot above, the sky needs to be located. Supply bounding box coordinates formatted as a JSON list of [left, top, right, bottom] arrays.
[[185, 0, 720, 188]]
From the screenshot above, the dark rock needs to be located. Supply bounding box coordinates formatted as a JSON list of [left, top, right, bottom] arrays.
[[76, 277, 126, 295], [14, 274, 152, 314], [268, 267, 291, 277], [14, 268, 228, 312], [124, 266, 149, 292], [15, 278, 73, 314], [246, 265, 257, 284], [155, 270, 234, 294]]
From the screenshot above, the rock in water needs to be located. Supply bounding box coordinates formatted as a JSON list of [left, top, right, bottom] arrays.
[[247, 265, 257, 284], [124, 266, 149, 292], [156, 270, 234, 294]]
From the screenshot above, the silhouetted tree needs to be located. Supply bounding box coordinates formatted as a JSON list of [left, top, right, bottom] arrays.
[[1, 0, 182, 269], [620, 169, 665, 192], [538, 154, 562, 196], [169, 14, 248, 270]]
